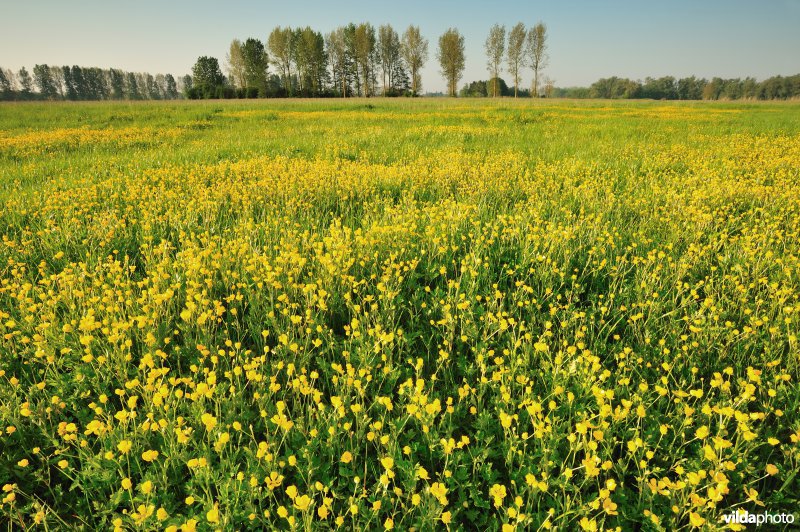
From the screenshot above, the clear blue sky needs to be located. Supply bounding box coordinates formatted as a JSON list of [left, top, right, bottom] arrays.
[[2, 0, 798, 92]]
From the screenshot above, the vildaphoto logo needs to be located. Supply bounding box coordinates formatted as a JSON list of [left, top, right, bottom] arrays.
[[721, 509, 796, 527]]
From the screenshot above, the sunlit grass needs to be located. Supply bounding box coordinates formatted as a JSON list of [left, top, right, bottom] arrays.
[[1, 98, 799, 530]]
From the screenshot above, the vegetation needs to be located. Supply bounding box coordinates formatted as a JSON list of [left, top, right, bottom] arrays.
[[4, 19, 799, 102], [551, 74, 800, 100], [1, 98, 799, 530], [437, 29, 466, 97]]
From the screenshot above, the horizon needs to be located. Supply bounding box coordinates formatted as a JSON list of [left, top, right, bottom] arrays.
[[2, 0, 799, 93]]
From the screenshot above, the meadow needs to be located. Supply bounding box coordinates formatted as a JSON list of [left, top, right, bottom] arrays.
[[0, 98, 799, 530]]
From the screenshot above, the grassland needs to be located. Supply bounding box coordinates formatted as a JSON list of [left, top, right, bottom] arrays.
[[1, 98, 799, 530]]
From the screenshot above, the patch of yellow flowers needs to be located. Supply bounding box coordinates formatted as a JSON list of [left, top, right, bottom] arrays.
[[0, 101, 798, 530]]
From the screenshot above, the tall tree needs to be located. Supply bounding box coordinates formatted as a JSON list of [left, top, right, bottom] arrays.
[[109, 69, 124, 99], [0, 68, 12, 100], [506, 22, 526, 98], [227, 39, 246, 89], [71, 66, 88, 100], [293, 28, 325, 96], [401, 25, 428, 96], [180, 75, 193, 97], [49, 65, 65, 98], [2, 69, 18, 99], [242, 38, 269, 95], [33, 64, 58, 100], [326, 28, 349, 97], [378, 24, 401, 95], [485, 24, 505, 97], [18, 67, 33, 98], [268, 26, 295, 95], [165, 74, 179, 99], [354, 23, 376, 96], [437, 28, 466, 97], [191, 56, 225, 97], [526, 22, 548, 97]]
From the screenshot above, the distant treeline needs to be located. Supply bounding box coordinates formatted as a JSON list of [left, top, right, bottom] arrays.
[[552, 75, 800, 100], [187, 24, 425, 99], [0, 65, 187, 101]]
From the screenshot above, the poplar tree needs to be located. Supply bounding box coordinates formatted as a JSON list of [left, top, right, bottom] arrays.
[[401, 25, 428, 96], [437, 28, 465, 97], [485, 24, 505, 97]]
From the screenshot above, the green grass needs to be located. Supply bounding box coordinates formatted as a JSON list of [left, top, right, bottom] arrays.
[[0, 98, 799, 531]]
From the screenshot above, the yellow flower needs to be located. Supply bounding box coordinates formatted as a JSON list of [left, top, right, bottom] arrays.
[[766, 464, 779, 476], [381, 457, 394, 470], [121, 477, 132, 490], [201, 413, 217, 431], [141, 449, 159, 462], [489, 484, 507, 507], [140, 480, 153, 494], [340, 451, 353, 464], [384, 517, 394, 530], [206, 505, 220, 524], [157, 507, 169, 521], [695, 425, 709, 439], [441, 511, 452, 524], [689, 512, 705, 527], [294, 494, 312, 511], [17, 459, 29, 467], [117, 440, 132, 454], [430, 482, 448, 505]]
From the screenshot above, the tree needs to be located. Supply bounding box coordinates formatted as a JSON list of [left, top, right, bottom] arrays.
[[226, 39, 246, 89], [326, 28, 349, 97], [526, 22, 548, 97], [293, 28, 325, 96], [485, 24, 505, 97], [50, 65, 65, 98], [109, 69, 125, 99], [18, 67, 33, 98], [165, 74, 179, 99], [180, 75, 193, 97], [242, 38, 269, 95], [438, 28, 466, 97], [506, 22, 526, 98], [354, 23, 376, 96], [401, 25, 428, 96], [268, 27, 294, 95], [0, 68, 12, 100], [33, 64, 58, 100], [378, 24, 402, 95], [191, 56, 225, 98], [124, 72, 139, 99]]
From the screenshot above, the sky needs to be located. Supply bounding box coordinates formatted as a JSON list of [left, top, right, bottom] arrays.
[[1, 0, 799, 93]]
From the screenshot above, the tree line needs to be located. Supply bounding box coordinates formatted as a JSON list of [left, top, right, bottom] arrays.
[[0, 65, 185, 101], [188, 24, 429, 99], [550, 74, 800, 100], [189, 22, 548, 99], [4, 19, 799, 102]]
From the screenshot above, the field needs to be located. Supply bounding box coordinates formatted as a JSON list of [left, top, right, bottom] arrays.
[[1, 98, 799, 530]]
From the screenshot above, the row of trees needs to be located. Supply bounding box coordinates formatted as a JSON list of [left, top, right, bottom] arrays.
[[485, 22, 548, 98], [0, 65, 185, 101], [189, 24, 430, 98], [551, 74, 800, 100], [193, 22, 548, 99]]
